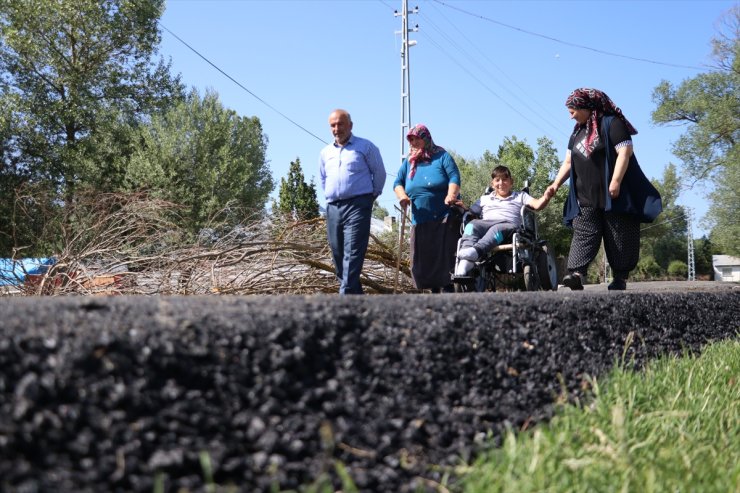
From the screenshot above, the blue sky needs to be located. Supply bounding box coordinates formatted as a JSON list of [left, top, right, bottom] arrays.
[[158, 0, 735, 237]]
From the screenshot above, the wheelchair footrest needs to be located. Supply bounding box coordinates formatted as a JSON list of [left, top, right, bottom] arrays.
[[452, 275, 476, 282]]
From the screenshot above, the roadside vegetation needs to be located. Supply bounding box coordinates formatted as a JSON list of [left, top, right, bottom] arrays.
[[1, 2, 737, 291], [459, 338, 740, 493]]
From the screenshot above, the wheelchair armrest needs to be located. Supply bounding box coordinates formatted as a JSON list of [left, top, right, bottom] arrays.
[[462, 210, 480, 224], [520, 205, 538, 237]]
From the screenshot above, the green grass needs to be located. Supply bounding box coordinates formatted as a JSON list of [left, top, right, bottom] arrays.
[[460, 339, 740, 493]]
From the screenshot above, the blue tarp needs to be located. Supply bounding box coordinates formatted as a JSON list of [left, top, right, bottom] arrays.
[[0, 258, 56, 286]]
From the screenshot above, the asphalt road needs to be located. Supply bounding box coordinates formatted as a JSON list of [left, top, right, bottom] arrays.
[[577, 280, 739, 293], [1, 287, 738, 492]]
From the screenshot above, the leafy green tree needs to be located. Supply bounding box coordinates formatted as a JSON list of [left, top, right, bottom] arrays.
[[372, 201, 389, 221], [641, 163, 687, 270], [0, 0, 182, 253], [0, 0, 182, 197], [707, 162, 740, 255], [494, 136, 535, 184], [451, 150, 492, 207], [127, 89, 273, 232], [651, 6, 739, 254], [531, 137, 570, 257], [277, 157, 319, 220], [694, 236, 715, 278]]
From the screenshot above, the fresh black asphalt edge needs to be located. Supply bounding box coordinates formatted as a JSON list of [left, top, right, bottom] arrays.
[[1, 291, 738, 492]]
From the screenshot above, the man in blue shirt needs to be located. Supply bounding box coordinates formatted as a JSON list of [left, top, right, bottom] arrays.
[[319, 109, 386, 294]]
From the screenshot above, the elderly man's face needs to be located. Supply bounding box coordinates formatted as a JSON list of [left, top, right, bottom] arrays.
[[329, 111, 352, 145]]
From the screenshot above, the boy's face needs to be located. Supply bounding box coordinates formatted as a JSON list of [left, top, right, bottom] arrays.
[[491, 174, 513, 197]]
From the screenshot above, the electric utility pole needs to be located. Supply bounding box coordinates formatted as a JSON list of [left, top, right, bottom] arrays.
[[395, 1, 418, 162], [687, 208, 696, 281]]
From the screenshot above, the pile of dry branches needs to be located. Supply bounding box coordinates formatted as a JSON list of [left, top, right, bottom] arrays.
[[4, 192, 417, 296]]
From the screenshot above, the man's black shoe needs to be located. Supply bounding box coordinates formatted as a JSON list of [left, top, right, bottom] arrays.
[[608, 278, 627, 291], [562, 273, 584, 290]]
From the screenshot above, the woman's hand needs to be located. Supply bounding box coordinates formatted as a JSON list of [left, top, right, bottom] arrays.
[[608, 180, 621, 199], [394, 185, 411, 209], [444, 193, 458, 205]]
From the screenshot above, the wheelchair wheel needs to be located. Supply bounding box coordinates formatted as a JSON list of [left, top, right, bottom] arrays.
[[537, 244, 558, 291], [523, 264, 540, 291]]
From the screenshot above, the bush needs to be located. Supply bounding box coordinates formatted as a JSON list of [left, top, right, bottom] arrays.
[[635, 255, 662, 280], [667, 260, 688, 279]]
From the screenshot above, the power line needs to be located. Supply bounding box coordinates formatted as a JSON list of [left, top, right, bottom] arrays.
[[431, 0, 706, 71], [639, 207, 701, 234], [419, 31, 561, 141], [159, 23, 329, 146], [422, 3, 566, 137]]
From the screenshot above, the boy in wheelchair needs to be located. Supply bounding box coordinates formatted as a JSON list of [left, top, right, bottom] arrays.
[[454, 165, 554, 283]]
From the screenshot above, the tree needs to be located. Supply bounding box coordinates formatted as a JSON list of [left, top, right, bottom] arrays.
[[276, 157, 319, 220], [0, 0, 182, 197], [651, 6, 739, 253], [641, 163, 687, 271], [530, 137, 570, 257], [707, 162, 740, 255], [451, 150, 492, 207], [0, 0, 183, 253], [372, 201, 389, 221], [128, 89, 273, 232], [693, 236, 715, 278]]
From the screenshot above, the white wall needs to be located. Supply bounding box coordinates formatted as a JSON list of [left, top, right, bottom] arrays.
[[712, 256, 740, 282]]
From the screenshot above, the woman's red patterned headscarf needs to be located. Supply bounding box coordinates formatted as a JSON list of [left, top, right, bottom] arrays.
[[407, 124, 445, 179], [565, 88, 637, 157]]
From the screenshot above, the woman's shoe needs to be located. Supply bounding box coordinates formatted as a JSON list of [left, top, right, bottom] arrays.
[[562, 272, 584, 290], [608, 278, 627, 290]]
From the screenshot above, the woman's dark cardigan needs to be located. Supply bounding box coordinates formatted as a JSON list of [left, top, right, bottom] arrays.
[[563, 115, 663, 227]]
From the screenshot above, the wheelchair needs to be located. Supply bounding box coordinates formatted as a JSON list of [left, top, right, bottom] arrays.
[[451, 183, 558, 293]]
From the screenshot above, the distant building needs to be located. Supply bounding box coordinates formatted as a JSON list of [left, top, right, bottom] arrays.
[[370, 217, 393, 235], [712, 255, 740, 282]]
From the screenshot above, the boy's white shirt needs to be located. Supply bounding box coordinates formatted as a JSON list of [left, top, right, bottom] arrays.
[[479, 190, 533, 224]]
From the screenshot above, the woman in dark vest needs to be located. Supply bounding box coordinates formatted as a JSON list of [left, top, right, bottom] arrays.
[[547, 88, 662, 291]]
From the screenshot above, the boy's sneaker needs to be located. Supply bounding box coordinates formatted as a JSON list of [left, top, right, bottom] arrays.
[[455, 259, 475, 276], [562, 272, 584, 290], [458, 247, 479, 261]]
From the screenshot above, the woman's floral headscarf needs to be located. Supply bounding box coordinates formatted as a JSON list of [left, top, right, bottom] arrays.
[[407, 124, 445, 179], [565, 88, 637, 157]]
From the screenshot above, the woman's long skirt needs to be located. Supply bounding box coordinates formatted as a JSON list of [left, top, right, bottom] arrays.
[[409, 214, 462, 290]]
